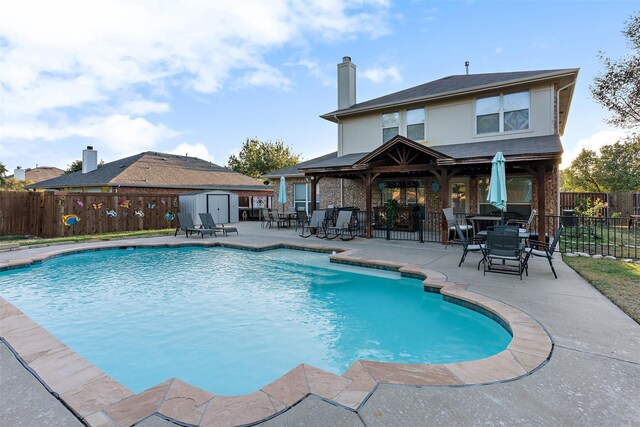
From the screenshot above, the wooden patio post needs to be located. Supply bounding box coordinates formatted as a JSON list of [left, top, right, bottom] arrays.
[[366, 172, 372, 239], [537, 165, 546, 240], [310, 176, 317, 213], [440, 168, 449, 244]]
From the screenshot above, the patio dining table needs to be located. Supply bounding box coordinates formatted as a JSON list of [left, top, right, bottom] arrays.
[[468, 216, 502, 234]]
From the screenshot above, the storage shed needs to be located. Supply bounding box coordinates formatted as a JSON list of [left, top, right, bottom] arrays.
[[179, 191, 239, 225]]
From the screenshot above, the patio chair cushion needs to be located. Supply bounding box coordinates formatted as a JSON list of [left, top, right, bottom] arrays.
[[524, 247, 549, 258]]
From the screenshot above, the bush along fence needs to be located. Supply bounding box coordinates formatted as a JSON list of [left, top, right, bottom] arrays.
[[545, 214, 639, 260], [0, 191, 180, 238]]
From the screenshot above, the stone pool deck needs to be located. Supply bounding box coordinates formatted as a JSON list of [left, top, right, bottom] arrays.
[[1, 222, 639, 426]]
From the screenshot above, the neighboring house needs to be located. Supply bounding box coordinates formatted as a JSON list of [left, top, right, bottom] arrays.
[[265, 56, 578, 241], [29, 147, 273, 216], [8, 166, 64, 183]]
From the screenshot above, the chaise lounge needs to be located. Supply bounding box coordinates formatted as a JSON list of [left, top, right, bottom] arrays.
[[175, 213, 216, 238], [198, 212, 239, 236]]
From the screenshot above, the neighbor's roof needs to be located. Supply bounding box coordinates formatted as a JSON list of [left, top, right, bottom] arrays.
[[29, 152, 269, 191], [7, 166, 64, 183], [321, 69, 579, 121]]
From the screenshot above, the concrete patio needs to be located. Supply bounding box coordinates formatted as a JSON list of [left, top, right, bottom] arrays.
[[1, 221, 639, 426]]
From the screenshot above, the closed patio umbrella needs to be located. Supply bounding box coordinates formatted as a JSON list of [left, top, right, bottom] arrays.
[[487, 152, 507, 219], [278, 176, 287, 212]]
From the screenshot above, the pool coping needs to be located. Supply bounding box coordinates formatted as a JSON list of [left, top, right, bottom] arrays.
[[0, 240, 553, 427]]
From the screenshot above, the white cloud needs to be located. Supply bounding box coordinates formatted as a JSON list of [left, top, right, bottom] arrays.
[[1, 1, 391, 117], [361, 65, 402, 84], [561, 129, 628, 169], [495, 47, 504, 54], [285, 59, 334, 86], [169, 142, 215, 163], [121, 100, 171, 115]]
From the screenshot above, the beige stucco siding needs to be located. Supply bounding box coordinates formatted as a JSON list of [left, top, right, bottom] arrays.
[[340, 83, 556, 153], [340, 115, 381, 155]]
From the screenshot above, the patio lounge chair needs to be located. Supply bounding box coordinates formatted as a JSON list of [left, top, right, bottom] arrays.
[[324, 210, 355, 240], [455, 222, 486, 269], [483, 225, 529, 280], [198, 212, 238, 236], [175, 213, 216, 238], [524, 225, 563, 279], [300, 210, 325, 238], [443, 207, 473, 248]]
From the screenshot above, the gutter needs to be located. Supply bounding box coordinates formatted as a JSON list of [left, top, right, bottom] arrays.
[[556, 80, 576, 135]]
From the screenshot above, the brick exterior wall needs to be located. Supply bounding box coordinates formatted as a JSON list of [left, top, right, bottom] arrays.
[[275, 169, 559, 217]]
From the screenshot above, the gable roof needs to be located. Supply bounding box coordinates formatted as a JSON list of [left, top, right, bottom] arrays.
[[263, 151, 338, 178], [292, 134, 562, 174], [354, 135, 452, 166], [321, 69, 579, 122], [7, 166, 64, 183], [29, 152, 268, 191]]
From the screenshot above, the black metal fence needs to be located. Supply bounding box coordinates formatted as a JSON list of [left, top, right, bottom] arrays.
[[545, 215, 639, 259], [370, 208, 443, 243]]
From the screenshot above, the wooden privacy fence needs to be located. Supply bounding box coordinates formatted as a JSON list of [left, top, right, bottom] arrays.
[[0, 192, 180, 238], [560, 192, 640, 217]]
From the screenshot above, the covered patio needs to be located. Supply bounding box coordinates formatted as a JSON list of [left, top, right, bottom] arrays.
[[299, 135, 561, 243]]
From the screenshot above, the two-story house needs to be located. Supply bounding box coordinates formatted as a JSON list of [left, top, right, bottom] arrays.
[[265, 57, 578, 242]]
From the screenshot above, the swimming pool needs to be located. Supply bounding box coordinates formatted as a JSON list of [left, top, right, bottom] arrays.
[[0, 246, 511, 396]]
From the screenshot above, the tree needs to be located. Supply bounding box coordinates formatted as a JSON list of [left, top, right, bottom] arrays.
[[590, 13, 640, 128], [65, 160, 83, 174], [0, 161, 6, 185], [561, 134, 640, 192], [561, 148, 603, 192], [0, 178, 35, 191], [598, 134, 640, 192], [226, 138, 301, 179]]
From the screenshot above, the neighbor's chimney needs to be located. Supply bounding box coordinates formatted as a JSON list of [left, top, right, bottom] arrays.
[[337, 56, 356, 110], [465, 61, 470, 75], [82, 146, 98, 174], [14, 166, 25, 181]]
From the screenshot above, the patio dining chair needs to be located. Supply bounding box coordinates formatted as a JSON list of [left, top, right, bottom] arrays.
[[507, 209, 537, 233], [455, 222, 486, 269], [260, 208, 272, 228], [483, 225, 529, 280], [523, 225, 563, 279], [295, 209, 309, 232], [175, 213, 216, 239], [198, 212, 238, 236], [443, 207, 473, 248]]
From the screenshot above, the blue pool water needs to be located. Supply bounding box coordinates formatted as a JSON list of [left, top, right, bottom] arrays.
[[0, 247, 511, 396]]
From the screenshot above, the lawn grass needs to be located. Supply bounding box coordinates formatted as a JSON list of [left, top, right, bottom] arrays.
[[0, 229, 175, 247], [564, 256, 640, 324]]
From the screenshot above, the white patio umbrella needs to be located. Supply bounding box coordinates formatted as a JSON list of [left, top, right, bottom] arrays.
[[278, 176, 287, 212], [487, 152, 507, 219]]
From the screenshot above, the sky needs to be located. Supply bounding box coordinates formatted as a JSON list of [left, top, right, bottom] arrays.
[[0, 0, 637, 175]]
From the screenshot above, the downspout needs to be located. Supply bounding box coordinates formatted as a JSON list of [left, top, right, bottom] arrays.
[[334, 114, 344, 206], [556, 82, 575, 135], [556, 81, 575, 217]]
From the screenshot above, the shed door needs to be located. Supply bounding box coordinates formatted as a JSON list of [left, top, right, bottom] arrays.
[[207, 194, 230, 224]]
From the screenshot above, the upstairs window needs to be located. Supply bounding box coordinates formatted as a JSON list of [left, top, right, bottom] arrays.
[[382, 112, 400, 143], [406, 108, 425, 141], [476, 91, 529, 134]]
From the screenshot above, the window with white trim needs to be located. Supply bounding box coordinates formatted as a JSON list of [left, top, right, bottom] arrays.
[[478, 176, 532, 217], [476, 91, 529, 134], [406, 108, 425, 141], [382, 112, 400, 143], [450, 178, 469, 214]]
